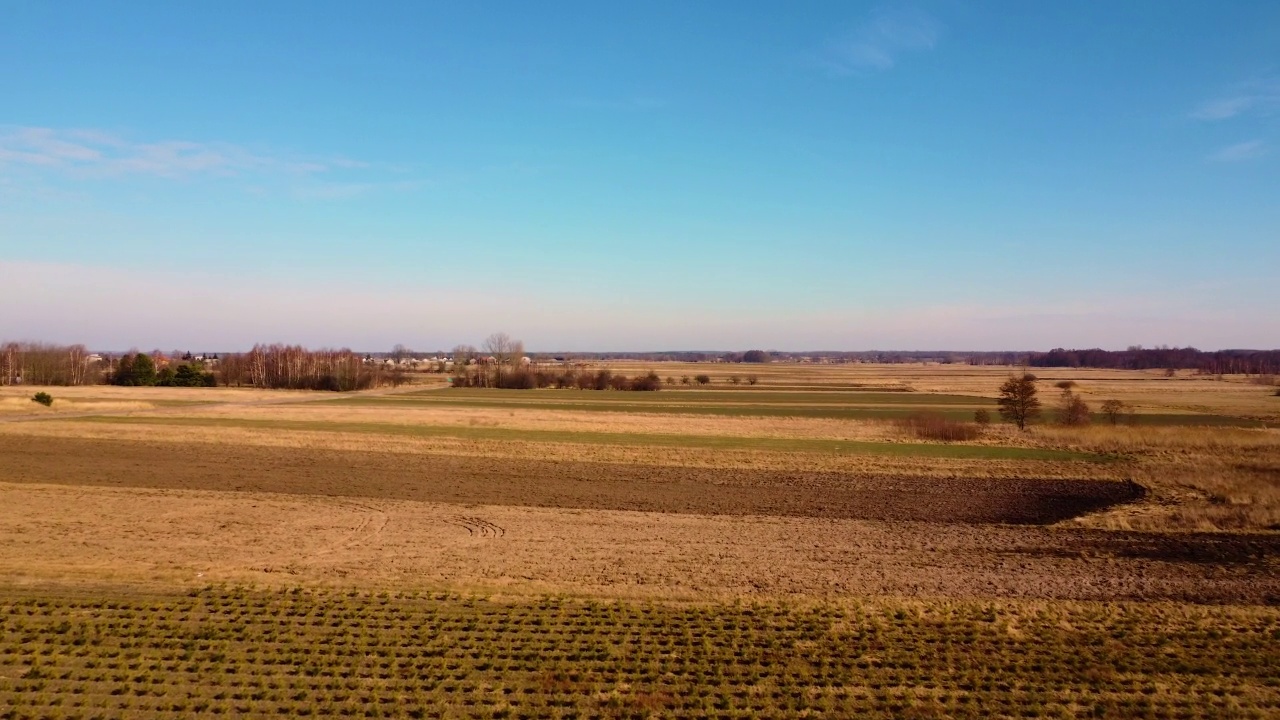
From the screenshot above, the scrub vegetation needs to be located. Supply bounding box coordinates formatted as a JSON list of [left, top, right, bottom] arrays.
[[1, 588, 1277, 720]]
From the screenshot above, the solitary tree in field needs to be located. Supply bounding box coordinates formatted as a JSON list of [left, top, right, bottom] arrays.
[[1057, 393, 1091, 426], [997, 373, 1041, 430], [1100, 399, 1127, 425], [694, 374, 711, 386]]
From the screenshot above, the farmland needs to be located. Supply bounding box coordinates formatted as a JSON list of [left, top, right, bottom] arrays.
[[2, 587, 1277, 719], [1, 363, 1278, 717]]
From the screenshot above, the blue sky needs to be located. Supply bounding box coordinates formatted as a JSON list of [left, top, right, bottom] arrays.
[[2, 1, 1277, 351]]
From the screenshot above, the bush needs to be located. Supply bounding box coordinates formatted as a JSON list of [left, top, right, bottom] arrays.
[[728, 375, 742, 385], [593, 369, 613, 390], [747, 375, 759, 386], [896, 412, 980, 442], [31, 391, 53, 407], [694, 374, 711, 386], [1100, 399, 1127, 424], [639, 372, 662, 391], [1058, 393, 1092, 426], [973, 409, 991, 425]]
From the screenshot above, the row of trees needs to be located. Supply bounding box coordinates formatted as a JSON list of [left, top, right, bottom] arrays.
[[0, 343, 96, 386], [110, 353, 217, 387], [451, 366, 665, 391], [218, 345, 394, 391], [996, 374, 1130, 429]]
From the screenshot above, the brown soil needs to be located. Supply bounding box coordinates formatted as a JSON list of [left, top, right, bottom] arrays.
[[0, 482, 1276, 605], [1, 435, 1138, 525], [2, 435, 1276, 606]]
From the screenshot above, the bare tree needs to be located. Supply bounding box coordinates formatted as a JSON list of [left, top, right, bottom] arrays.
[[1055, 383, 1091, 426], [1100, 399, 1127, 425], [1058, 393, 1092, 426], [483, 332, 524, 386]]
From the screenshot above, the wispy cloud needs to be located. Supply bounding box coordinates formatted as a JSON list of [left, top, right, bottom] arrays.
[[1207, 139, 1267, 163], [1191, 78, 1280, 121], [816, 6, 942, 75], [0, 126, 343, 178]]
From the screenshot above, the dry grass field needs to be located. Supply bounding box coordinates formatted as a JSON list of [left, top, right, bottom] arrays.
[[1, 363, 1277, 717]]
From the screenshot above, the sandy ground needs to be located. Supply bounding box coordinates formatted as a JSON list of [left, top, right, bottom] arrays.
[[1, 481, 1275, 604]]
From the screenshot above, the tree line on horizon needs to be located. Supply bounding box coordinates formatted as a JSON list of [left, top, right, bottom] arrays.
[[1028, 347, 1280, 375], [4, 339, 1279, 390]]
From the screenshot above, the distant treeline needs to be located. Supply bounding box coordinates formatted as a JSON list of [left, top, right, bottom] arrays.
[[219, 344, 396, 391], [452, 364, 663, 391], [1027, 348, 1280, 374], [0, 342, 96, 386]]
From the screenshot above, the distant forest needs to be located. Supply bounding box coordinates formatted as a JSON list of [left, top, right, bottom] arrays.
[[1025, 347, 1280, 375]]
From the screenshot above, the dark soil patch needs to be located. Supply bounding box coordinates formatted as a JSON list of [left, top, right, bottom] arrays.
[[2, 436, 1137, 525]]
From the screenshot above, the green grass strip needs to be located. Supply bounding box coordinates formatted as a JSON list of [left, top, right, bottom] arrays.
[[77, 415, 1101, 461], [404, 389, 990, 405], [323, 395, 1265, 426]]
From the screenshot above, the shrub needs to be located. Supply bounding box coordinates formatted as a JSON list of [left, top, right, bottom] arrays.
[[1100, 399, 1127, 425], [973, 409, 991, 425], [747, 375, 759, 385], [31, 391, 53, 407], [593, 369, 613, 390], [896, 412, 980, 442], [728, 375, 742, 385], [1058, 393, 1092, 426], [694, 374, 711, 386], [630, 372, 662, 391]]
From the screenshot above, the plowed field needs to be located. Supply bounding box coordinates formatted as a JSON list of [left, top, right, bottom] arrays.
[[0, 435, 1137, 524]]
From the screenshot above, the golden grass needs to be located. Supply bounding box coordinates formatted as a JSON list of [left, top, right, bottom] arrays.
[[0, 396, 159, 414], [1035, 424, 1280, 531]]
